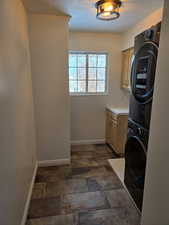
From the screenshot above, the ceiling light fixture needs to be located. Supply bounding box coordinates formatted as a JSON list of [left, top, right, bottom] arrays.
[[95, 0, 122, 21]]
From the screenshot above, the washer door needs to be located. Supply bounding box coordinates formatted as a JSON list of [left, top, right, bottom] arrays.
[[125, 136, 146, 172], [124, 135, 147, 210], [131, 41, 158, 104]]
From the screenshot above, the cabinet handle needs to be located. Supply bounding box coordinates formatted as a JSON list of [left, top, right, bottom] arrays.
[[111, 119, 118, 125]]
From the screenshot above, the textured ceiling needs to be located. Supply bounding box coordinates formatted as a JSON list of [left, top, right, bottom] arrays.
[[23, 0, 164, 32]]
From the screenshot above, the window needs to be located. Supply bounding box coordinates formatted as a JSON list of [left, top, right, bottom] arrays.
[[69, 52, 108, 95]]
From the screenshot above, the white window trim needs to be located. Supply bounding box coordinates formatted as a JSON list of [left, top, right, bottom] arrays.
[[69, 51, 109, 96]]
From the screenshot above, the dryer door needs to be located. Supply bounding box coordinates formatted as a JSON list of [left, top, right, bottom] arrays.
[[131, 41, 158, 104]]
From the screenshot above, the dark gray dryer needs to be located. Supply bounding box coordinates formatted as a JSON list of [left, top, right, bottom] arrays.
[[129, 23, 161, 129]]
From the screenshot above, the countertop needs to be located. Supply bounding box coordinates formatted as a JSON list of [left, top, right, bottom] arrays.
[[106, 107, 129, 115]]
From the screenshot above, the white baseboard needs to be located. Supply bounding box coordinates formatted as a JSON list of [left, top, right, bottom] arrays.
[[71, 139, 105, 145], [21, 162, 38, 225], [38, 158, 71, 167]]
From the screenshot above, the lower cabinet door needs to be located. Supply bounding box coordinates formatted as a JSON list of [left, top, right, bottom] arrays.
[[106, 111, 112, 144], [106, 110, 128, 155], [110, 119, 118, 152]]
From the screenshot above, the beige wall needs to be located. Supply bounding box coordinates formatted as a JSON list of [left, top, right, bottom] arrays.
[[69, 32, 129, 142], [29, 14, 70, 161], [122, 8, 163, 50], [141, 1, 169, 224], [0, 1, 37, 225]]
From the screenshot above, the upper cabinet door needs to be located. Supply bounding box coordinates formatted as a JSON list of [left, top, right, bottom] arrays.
[[121, 47, 134, 91]]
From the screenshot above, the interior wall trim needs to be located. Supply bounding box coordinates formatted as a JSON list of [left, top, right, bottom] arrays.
[[20, 162, 38, 225], [38, 158, 71, 167], [71, 139, 106, 145]]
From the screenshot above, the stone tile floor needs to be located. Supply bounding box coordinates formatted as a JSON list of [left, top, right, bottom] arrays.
[[27, 144, 140, 225]]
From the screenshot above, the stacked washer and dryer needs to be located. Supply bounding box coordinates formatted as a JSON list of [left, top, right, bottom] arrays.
[[124, 23, 161, 211]]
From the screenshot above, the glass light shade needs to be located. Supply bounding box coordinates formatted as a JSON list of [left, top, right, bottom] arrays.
[[96, 0, 122, 21]]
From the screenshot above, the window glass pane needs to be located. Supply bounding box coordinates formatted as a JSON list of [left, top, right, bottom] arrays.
[[69, 53, 107, 94], [88, 81, 96, 92], [89, 55, 97, 67], [78, 55, 86, 67], [78, 68, 86, 80], [69, 68, 77, 80], [97, 81, 105, 92], [97, 68, 106, 80], [69, 54, 77, 67], [78, 81, 86, 92], [98, 55, 106, 67], [88, 68, 97, 80], [69, 81, 77, 92]]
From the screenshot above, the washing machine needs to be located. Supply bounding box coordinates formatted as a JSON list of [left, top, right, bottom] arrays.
[[124, 119, 148, 211]]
